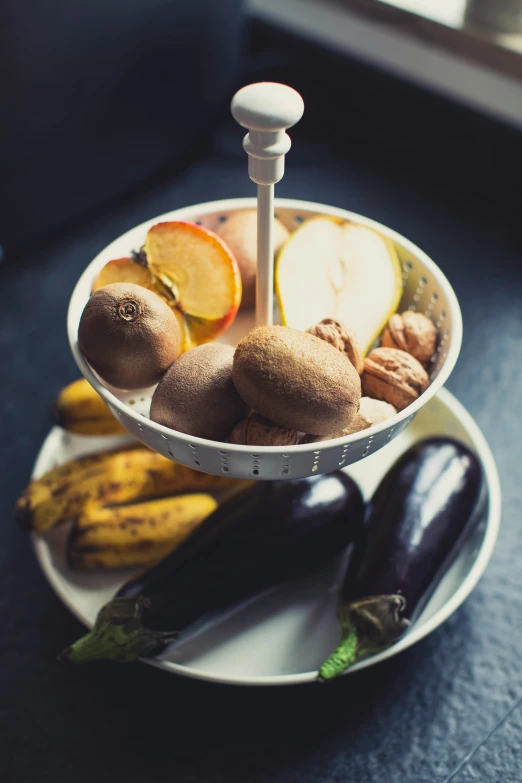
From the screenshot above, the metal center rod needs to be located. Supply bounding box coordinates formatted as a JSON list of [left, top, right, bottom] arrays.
[[256, 183, 275, 327]]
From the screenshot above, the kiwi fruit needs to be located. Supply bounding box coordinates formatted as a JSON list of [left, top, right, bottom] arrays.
[[216, 209, 290, 309], [78, 282, 181, 390], [150, 343, 247, 441], [233, 326, 361, 436]]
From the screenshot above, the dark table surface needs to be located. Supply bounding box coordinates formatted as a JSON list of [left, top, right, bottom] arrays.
[[2, 21, 522, 783]]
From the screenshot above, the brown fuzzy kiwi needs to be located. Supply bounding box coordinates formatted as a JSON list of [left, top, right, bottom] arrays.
[[150, 343, 248, 441], [78, 283, 180, 390], [216, 209, 290, 309], [233, 326, 361, 436]]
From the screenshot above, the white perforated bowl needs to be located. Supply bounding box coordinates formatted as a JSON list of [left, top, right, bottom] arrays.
[[68, 197, 462, 480]]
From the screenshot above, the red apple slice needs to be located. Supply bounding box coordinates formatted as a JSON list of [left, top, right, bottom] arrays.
[[93, 257, 154, 292], [145, 222, 242, 349]]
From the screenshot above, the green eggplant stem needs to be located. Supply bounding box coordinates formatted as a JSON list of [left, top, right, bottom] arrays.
[[58, 596, 174, 664], [318, 627, 361, 681], [318, 594, 411, 682]]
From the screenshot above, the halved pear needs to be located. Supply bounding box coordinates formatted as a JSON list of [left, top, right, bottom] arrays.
[[276, 216, 403, 355]]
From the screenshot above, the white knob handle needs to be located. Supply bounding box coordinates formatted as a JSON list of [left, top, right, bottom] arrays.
[[231, 82, 304, 328], [231, 82, 304, 186]]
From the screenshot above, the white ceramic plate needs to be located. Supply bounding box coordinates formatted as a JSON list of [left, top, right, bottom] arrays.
[[32, 389, 500, 686]]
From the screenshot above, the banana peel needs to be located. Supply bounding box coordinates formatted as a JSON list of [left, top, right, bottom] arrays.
[[68, 493, 218, 570], [16, 443, 250, 569], [16, 444, 249, 534], [51, 378, 126, 436], [22, 383, 251, 569]]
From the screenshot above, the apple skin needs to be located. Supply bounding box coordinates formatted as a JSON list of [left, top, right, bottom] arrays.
[[216, 209, 290, 310], [92, 221, 242, 351], [93, 257, 154, 293], [182, 309, 238, 350], [146, 221, 241, 346]]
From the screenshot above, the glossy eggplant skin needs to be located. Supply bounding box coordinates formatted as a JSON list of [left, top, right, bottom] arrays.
[[343, 436, 484, 621], [120, 472, 364, 633]]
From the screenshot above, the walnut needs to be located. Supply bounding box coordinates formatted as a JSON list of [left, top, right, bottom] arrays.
[[381, 311, 437, 367], [344, 397, 397, 434], [300, 432, 322, 444], [361, 347, 429, 411], [307, 318, 364, 375], [229, 413, 297, 447], [301, 397, 396, 442]]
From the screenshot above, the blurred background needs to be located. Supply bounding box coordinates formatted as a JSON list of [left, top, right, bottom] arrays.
[[0, 0, 520, 252]]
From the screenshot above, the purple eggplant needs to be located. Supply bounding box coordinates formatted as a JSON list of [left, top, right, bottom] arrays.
[[61, 472, 364, 664], [319, 437, 484, 681]]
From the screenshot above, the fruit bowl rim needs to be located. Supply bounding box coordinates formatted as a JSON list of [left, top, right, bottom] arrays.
[[68, 196, 463, 455]]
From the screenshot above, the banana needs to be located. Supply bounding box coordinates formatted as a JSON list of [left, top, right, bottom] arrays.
[[52, 378, 127, 436], [16, 445, 246, 533], [15, 446, 134, 530], [68, 493, 218, 570]]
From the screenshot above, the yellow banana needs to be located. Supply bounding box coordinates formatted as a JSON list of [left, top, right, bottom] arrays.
[[16, 445, 245, 533], [52, 378, 127, 436], [15, 445, 136, 530], [68, 493, 218, 570]]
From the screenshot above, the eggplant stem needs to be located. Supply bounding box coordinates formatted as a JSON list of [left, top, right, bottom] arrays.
[[58, 597, 173, 664], [318, 594, 411, 682], [318, 626, 360, 681]]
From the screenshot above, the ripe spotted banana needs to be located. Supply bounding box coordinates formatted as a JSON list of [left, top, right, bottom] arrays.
[[51, 378, 126, 436], [68, 493, 218, 570], [15, 445, 246, 533]]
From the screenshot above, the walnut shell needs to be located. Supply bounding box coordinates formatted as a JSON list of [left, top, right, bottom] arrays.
[[229, 413, 297, 446], [381, 311, 437, 366], [344, 397, 397, 434], [307, 318, 364, 374], [361, 347, 429, 411], [302, 397, 397, 441]]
